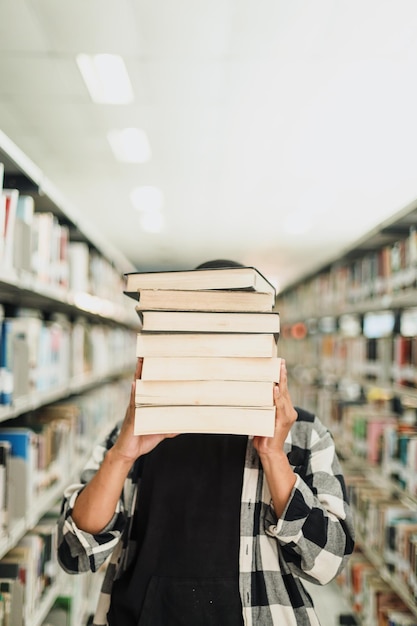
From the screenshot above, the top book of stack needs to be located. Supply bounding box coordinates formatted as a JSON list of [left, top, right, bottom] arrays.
[[124, 265, 276, 311]]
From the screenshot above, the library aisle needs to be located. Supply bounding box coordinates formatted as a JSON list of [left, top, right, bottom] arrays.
[[3, 3, 417, 625]]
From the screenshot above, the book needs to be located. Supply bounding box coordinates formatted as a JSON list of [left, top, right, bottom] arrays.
[[13, 195, 34, 274], [31, 211, 55, 284], [0, 165, 4, 266], [2, 189, 18, 270], [124, 266, 276, 298], [0, 578, 24, 626], [134, 287, 275, 312], [0, 442, 10, 537], [136, 332, 278, 358], [136, 310, 280, 334], [134, 405, 275, 436], [0, 534, 48, 624], [0, 319, 13, 405], [0, 428, 37, 520], [141, 356, 282, 381], [68, 240, 90, 293], [136, 379, 275, 407]]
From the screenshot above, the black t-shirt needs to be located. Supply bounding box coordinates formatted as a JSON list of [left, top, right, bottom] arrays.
[[107, 433, 247, 626]]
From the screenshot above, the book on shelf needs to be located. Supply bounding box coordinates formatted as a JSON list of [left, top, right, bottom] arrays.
[[31, 211, 70, 288], [0, 428, 37, 520], [0, 530, 52, 625], [342, 552, 375, 614], [68, 240, 90, 293], [134, 287, 275, 312], [366, 414, 397, 465], [0, 165, 4, 266], [136, 332, 278, 358], [0, 442, 10, 537], [2, 188, 18, 270], [0, 578, 24, 626], [0, 318, 13, 406], [13, 195, 34, 274], [124, 266, 276, 299], [362, 575, 412, 626], [135, 379, 275, 407], [141, 356, 282, 381], [136, 310, 280, 334], [384, 612, 417, 626], [28, 514, 59, 604], [134, 405, 275, 437]]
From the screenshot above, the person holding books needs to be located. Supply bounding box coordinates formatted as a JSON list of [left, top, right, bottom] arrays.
[[57, 261, 354, 626]]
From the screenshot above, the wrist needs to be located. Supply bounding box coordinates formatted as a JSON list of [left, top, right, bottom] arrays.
[[107, 445, 137, 469], [258, 448, 289, 466]]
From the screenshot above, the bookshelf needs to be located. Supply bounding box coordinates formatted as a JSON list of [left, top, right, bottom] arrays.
[[276, 198, 417, 625], [0, 131, 139, 625]]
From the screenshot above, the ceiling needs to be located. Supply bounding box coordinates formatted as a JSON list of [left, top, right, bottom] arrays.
[[1, 0, 417, 292]]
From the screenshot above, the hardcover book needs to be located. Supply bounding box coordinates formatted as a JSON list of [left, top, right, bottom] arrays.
[[124, 266, 276, 298]]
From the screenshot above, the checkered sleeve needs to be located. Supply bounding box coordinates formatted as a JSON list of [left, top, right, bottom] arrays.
[[57, 424, 127, 574], [266, 409, 355, 585]]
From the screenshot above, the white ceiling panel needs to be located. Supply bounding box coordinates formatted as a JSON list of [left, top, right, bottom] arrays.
[[131, 0, 233, 59], [29, 0, 141, 55], [0, 0, 48, 52], [1, 0, 417, 290], [0, 55, 86, 97]]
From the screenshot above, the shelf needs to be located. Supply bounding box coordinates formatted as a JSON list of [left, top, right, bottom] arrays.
[[0, 129, 137, 624], [0, 270, 139, 327], [0, 415, 115, 562], [32, 580, 62, 626], [276, 194, 417, 625], [343, 458, 417, 509], [0, 366, 132, 423], [0, 129, 135, 276], [355, 532, 417, 618]]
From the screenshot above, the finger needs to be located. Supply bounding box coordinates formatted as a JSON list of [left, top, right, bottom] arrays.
[[278, 359, 287, 386], [134, 357, 143, 381], [123, 382, 136, 428], [273, 383, 280, 406], [124, 380, 136, 421]]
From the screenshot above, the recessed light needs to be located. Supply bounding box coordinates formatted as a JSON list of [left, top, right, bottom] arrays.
[[76, 53, 134, 104], [107, 128, 151, 163]]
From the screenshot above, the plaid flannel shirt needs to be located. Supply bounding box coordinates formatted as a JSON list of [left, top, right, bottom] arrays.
[[57, 407, 354, 626]]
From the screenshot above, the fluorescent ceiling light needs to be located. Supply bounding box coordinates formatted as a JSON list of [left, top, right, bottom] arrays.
[[107, 128, 151, 163], [76, 53, 134, 104], [130, 186, 164, 212]]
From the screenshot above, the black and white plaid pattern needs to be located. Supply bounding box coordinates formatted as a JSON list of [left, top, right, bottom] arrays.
[[57, 408, 354, 625]]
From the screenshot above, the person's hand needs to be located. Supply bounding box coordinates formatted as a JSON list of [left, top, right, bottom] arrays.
[[112, 358, 178, 463], [253, 359, 297, 458]]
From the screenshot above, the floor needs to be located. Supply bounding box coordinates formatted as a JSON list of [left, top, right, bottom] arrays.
[[305, 581, 353, 626]]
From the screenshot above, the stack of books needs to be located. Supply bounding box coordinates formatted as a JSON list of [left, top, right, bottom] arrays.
[[124, 266, 281, 437]]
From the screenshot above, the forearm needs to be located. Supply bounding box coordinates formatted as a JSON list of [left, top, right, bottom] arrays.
[[260, 450, 297, 517], [72, 446, 134, 534]]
